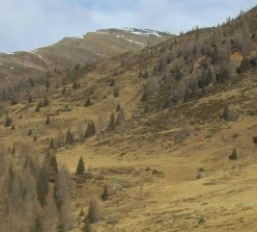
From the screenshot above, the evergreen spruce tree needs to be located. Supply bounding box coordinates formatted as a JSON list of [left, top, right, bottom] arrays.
[[76, 157, 85, 175], [87, 200, 99, 223], [116, 108, 125, 126], [35, 101, 42, 112], [4, 116, 12, 127], [113, 89, 119, 98], [36, 166, 49, 207], [229, 149, 238, 160], [61, 86, 66, 95], [84, 121, 96, 138], [116, 104, 120, 112], [65, 129, 74, 144], [46, 115, 50, 125], [107, 113, 116, 132], [101, 184, 109, 201]]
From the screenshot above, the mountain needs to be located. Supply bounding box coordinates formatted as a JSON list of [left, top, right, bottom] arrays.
[[1, 5, 257, 232], [0, 28, 171, 101]]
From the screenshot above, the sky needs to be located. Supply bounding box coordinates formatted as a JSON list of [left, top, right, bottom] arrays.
[[0, 0, 256, 53]]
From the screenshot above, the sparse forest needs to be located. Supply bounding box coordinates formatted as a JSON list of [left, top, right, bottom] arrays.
[[1, 4, 257, 232]]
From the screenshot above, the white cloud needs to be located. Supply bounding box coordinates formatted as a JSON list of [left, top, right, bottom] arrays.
[[0, 0, 256, 52]]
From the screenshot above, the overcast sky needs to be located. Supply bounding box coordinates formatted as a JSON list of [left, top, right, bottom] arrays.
[[0, 0, 256, 53]]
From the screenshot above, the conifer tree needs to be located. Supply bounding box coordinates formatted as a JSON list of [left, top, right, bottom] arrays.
[[87, 200, 99, 223], [35, 101, 42, 112], [116, 108, 125, 126], [4, 116, 12, 127], [107, 113, 116, 132], [46, 115, 50, 125], [101, 184, 109, 201], [65, 129, 74, 145], [76, 157, 85, 175], [36, 166, 49, 207], [113, 89, 119, 98], [84, 121, 96, 138]]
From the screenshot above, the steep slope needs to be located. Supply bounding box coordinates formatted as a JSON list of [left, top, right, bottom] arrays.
[[1, 5, 257, 232]]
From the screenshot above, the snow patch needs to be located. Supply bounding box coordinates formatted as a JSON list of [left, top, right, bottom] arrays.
[[125, 39, 145, 47], [96, 30, 110, 35], [29, 50, 43, 59], [121, 28, 163, 37]]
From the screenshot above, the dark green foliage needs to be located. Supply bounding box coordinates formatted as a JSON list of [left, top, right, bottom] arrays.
[[44, 152, 58, 182], [113, 89, 119, 98], [36, 166, 49, 207], [84, 121, 96, 138], [4, 116, 12, 127], [65, 129, 74, 145], [101, 184, 109, 201], [84, 98, 92, 107], [107, 113, 116, 132], [46, 115, 50, 125], [229, 149, 238, 160], [76, 157, 85, 175]]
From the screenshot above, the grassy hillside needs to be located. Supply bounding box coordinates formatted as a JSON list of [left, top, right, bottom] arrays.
[[1, 6, 257, 232]]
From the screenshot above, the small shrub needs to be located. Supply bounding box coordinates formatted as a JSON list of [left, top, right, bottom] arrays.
[[113, 89, 119, 98], [4, 116, 12, 127], [197, 167, 205, 179], [229, 149, 238, 160], [84, 98, 92, 107]]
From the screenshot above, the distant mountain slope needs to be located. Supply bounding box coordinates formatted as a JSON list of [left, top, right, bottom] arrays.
[[0, 28, 172, 83]]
